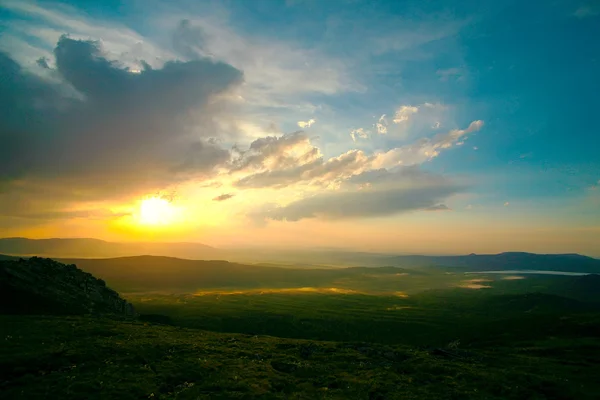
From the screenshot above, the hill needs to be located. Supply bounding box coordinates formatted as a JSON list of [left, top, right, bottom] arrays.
[[2, 238, 599, 273], [384, 252, 600, 273], [2, 314, 600, 399], [0, 257, 135, 316], [0, 238, 221, 259], [54, 256, 415, 293]]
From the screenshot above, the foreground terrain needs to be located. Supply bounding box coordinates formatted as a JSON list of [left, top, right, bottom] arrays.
[[2, 315, 600, 400], [2, 256, 600, 399]]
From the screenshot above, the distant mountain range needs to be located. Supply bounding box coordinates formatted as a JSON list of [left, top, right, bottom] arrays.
[[0, 237, 599, 273], [381, 252, 600, 273], [0, 237, 221, 259]]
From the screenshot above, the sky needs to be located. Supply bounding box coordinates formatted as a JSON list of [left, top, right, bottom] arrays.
[[0, 0, 599, 256]]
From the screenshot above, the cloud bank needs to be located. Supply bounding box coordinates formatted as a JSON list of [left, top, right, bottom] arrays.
[[0, 7, 485, 225]]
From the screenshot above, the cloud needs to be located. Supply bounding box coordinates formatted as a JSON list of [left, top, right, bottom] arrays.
[[297, 119, 316, 128], [573, 5, 600, 18], [232, 132, 370, 189], [252, 167, 465, 221], [372, 103, 449, 138], [350, 128, 370, 142], [437, 67, 462, 81], [169, 17, 359, 109], [504, 202, 510, 207], [425, 204, 451, 211], [0, 36, 242, 216], [230, 119, 483, 191], [375, 114, 388, 134], [0, 3, 485, 229], [371, 120, 484, 168], [231, 131, 318, 173], [213, 193, 235, 202], [0, 0, 174, 71], [392, 105, 419, 123]]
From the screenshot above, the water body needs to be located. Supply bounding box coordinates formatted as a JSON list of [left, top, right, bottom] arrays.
[[467, 270, 591, 276]]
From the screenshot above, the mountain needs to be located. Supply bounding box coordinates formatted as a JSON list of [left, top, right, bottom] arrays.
[[1, 237, 598, 273], [0, 257, 135, 316], [52, 256, 413, 293], [383, 252, 600, 273], [0, 237, 221, 259]]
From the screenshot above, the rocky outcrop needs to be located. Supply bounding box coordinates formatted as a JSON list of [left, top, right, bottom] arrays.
[[0, 257, 135, 317]]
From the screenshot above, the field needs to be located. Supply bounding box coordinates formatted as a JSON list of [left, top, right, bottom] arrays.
[[2, 256, 600, 399], [2, 313, 600, 400]]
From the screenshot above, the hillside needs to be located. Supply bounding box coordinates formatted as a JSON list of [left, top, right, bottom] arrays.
[[0, 257, 135, 316], [1, 257, 600, 398], [2, 314, 600, 400]]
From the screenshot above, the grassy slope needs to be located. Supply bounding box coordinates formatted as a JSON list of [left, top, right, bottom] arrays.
[[2, 315, 600, 400], [127, 289, 600, 347], [2, 257, 600, 399]]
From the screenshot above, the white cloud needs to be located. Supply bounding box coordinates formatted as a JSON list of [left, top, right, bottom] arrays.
[[167, 17, 360, 110], [350, 128, 370, 142], [375, 114, 388, 134], [298, 119, 316, 128], [372, 120, 484, 168], [436, 67, 462, 81], [392, 105, 419, 123]]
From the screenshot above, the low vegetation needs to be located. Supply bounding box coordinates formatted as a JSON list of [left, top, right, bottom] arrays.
[[1, 256, 600, 399]]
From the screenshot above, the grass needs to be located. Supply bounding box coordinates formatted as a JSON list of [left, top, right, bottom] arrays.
[[2, 314, 600, 399], [2, 261, 600, 399], [127, 289, 600, 347]]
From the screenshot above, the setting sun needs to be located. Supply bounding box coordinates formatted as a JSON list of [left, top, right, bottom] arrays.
[[139, 197, 176, 225]]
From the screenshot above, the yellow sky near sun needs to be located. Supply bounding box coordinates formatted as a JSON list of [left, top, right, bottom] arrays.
[[7, 201, 599, 256], [3, 178, 599, 256]]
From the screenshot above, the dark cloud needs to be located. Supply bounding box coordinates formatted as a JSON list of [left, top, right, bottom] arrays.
[[213, 193, 235, 202], [36, 57, 51, 69], [252, 167, 465, 221], [0, 36, 243, 215], [173, 19, 207, 59]]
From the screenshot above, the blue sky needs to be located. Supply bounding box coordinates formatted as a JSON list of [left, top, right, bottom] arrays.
[[0, 0, 599, 255]]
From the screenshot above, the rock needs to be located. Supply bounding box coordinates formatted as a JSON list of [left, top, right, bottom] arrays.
[[0, 257, 135, 317]]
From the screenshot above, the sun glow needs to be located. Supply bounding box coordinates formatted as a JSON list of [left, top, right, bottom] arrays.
[[139, 197, 177, 225]]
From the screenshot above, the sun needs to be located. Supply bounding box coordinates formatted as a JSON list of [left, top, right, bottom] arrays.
[[139, 197, 176, 225]]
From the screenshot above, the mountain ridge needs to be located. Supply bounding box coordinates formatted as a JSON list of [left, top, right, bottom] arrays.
[[1, 237, 598, 264]]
